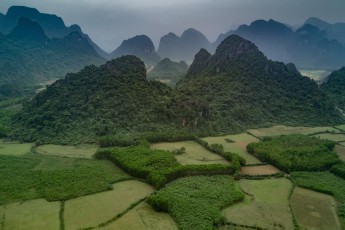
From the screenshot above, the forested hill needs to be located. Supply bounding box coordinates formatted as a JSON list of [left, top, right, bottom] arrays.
[[321, 67, 345, 111], [11, 56, 175, 144], [175, 35, 343, 134], [10, 35, 344, 144], [0, 17, 105, 86]]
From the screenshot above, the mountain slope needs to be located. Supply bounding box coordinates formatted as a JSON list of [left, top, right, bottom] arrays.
[[0, 6, 108, 58], [157, 28, 211, 61], [111, 35, 160, 65], [175, 35, 343, 134], [321, 67, 345, 111], [11, 56, 175, 143], [0, 18, 105, 85], [147, 58, 188, 85]]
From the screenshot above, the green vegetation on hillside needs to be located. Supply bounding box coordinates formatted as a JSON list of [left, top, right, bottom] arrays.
[[147, 58, 188, 85], [0, 154, 130, 204], [247, 134, 340, 172], [321, 67, 345, 111], [147, 175, 244, 230]]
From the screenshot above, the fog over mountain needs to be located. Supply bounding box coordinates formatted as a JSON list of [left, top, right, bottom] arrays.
[[0, 0, 344, 51]]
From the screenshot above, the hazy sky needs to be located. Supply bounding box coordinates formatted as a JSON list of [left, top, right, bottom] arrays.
[[0, 0, 344, 52]]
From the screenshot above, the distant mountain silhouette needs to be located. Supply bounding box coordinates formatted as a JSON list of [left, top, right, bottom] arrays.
[[157, 28, 211, 61], [304, 17, 345, 45], [111, 35, 161, 65], [0, 18, 104, 85], [215, 19, 345, 69], [0, 6, 108, 58]]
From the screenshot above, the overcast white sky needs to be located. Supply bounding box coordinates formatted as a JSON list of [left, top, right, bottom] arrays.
[[0, 0, 344, 52]]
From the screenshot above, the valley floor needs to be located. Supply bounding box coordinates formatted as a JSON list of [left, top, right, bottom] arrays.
[[1, 124, 345, 230]]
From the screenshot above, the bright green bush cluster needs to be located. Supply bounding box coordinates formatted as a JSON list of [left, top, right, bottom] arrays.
[[247, 134, 339, 172], [147, 175, 244, 230]]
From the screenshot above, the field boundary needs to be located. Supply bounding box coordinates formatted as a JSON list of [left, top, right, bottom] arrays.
[[59, 201, 65, 230]]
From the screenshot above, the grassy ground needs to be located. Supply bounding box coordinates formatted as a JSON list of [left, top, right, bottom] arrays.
[[247, 125, 339, 137], [99, 202, 178, 230], [203, 133, 260, 164], [240, 165, 281, 176], [0, 139, 33, 156], [335, 145, 345, 161], [64, 180, 154, 230], [222, 178, 294, 230], [151, 141, 229, 165], [336, 124, 345, 132], [3, 199, 60, 230], [36, 144, 97, 158], [290, 187, 340, 230], [312, 133, 345, 142]]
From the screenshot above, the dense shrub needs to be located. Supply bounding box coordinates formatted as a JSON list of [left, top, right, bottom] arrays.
[[247, 134, 339, 172], [147, 176, 244, 230]]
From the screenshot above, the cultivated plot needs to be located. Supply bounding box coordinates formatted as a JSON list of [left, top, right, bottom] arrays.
[[3, 199, 60, 230], [334, 145, 345, 161], [247, 125, 339, 137], [0, 140, 33, 156], [64, 180, 154, 230], [240, 165, 281, 176], [222, 178, 294, 230], [203, 133, 260, 164], [151, 141, 229, 165], [290, 187, 340, 230], [312, 133, 345, 142], [36, 144, 97, 158], [99, 202, 178, 230]]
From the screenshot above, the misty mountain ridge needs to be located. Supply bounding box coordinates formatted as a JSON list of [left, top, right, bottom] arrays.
[[157, 28, 211, 61], [0, 6, 109, 58], [0, 17, 104, 86], [111, 35, 161, 65]]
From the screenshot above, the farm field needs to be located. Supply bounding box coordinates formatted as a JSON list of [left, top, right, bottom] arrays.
[[247, 125, 339, 137], [334, 145, 345, 161], [99, 202, 178, 230], [3, 199, 60, 230], [336, 124, 345, 132], [222, 178, 294, 230], [203, 133, 260, 164], [290, 187, 340, 230], [312, 133, 345, 142], [240, 165, 281, 176], [64, 180, 154, 230], [36, 144, 97, 158], [151, 141, 229, 165], [0, 139, 33, 156]]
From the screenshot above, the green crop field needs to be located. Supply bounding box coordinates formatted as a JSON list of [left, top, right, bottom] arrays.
[[3, 199, 60, 230], [334, 145, 345, 161], [0, 139, 33, 156], [222, 178, 293, 230], [148, 175, 244, 230], [336, 124, 345, 132], [36, 144, 97, 158], [99, 202, 178, 230], [151, 141, 229, 165], [203, 133, 261, 164], [247, 125, 339, 137], [64, 180, 154, 230], [291, 171, 345, 227], [291, 187, 340, 230], [0, 154, 131, 204]]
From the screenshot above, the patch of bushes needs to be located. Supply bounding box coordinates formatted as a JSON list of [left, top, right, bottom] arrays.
[[147, 175, 244, 230], [330, 163, 345, 180], [95, 144, 242, 188], [247, 134, 340, 172]]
